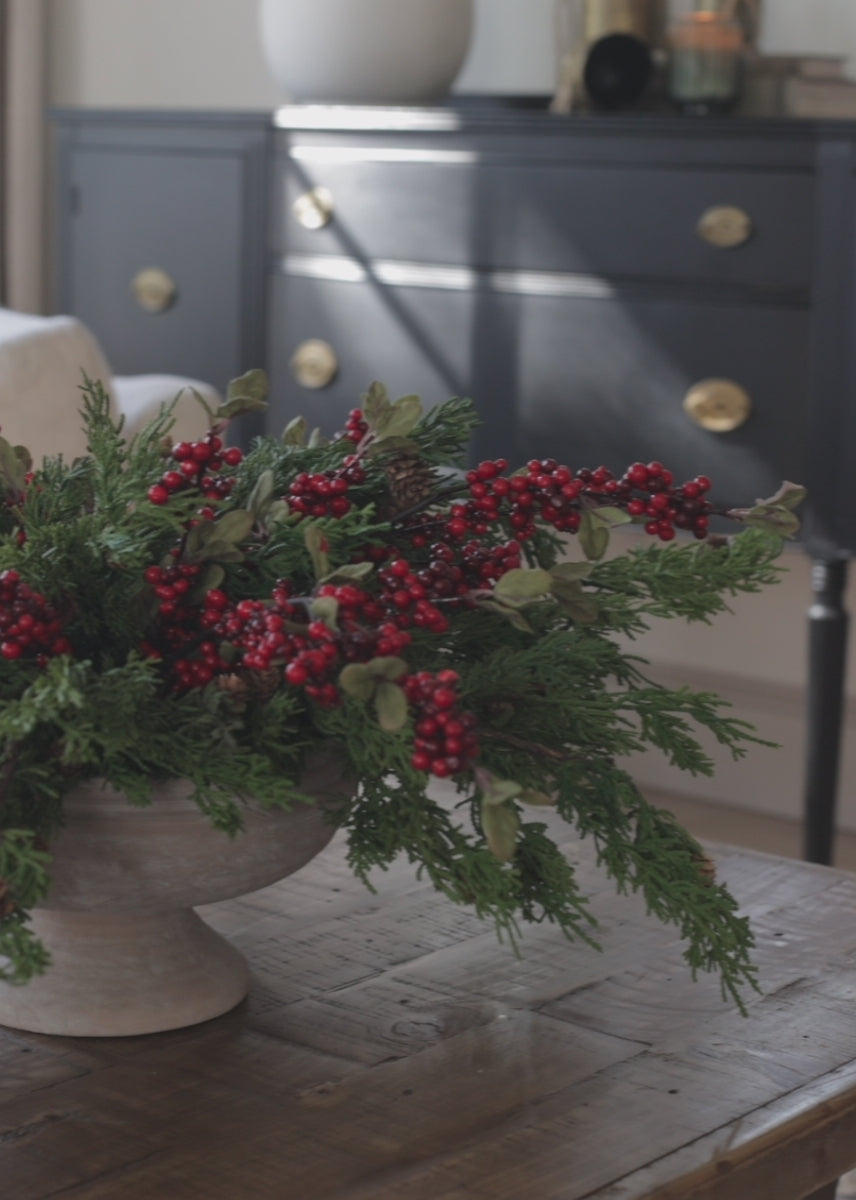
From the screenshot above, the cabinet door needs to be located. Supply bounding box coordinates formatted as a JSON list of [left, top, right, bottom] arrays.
[[55, 124, 266, 391]]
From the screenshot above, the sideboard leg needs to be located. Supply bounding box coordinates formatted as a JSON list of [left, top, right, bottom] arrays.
[[803, 558, 849, 865]]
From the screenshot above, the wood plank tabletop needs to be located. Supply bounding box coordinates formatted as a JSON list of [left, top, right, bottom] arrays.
[[2, 822, 856, 1200]]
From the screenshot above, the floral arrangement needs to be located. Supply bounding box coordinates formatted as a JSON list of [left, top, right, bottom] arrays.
[[0, 372, 802, 1007]]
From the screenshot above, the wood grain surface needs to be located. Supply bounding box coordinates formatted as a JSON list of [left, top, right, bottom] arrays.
[[2, 822, 856, 1199]]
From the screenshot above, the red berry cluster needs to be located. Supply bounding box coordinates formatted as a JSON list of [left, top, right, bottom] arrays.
[[336, 408, 369, 445], [619, 461, 712, 541], [376, 557, 450, 633], [404, 669, 479, 778], [0, 570, 71, 662], [454, 457, 715, 544], [286, 457, 366, 521], [147, 432, 243, 507]]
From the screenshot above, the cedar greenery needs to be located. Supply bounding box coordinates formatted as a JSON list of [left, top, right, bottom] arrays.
[[0, 372, 802, 1009]]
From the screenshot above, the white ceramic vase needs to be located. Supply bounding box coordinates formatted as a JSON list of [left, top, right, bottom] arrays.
[[258, 0, 475, 104], [0, 755, 350, 1037]]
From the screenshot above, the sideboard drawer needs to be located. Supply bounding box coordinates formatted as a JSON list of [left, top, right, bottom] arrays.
[[276, 151, 814, 291], [267, 271, 808, 508]]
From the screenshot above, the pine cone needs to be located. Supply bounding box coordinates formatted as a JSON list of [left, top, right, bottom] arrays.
[[247, 665, 284, 702], [0, 879, 16, 918], [383, 453, 438, 518], [693, 851, 717, 886]]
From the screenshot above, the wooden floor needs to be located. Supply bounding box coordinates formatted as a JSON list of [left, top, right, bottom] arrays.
[[651, 790, 856, 1200]]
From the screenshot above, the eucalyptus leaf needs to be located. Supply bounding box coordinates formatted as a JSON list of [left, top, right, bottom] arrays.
[[214, 509, 254, 546], [477, 599, 535, 633], [552, 582, 600, 624], [338, 663, 375, 702], [481, 802, 520, 863], [217, 368, 269, 419], [375, 394, 423, 442], [282, 416, 307, 447], [0, 436, 26, 495], [591, 505, 633, 526], [247, 470, 275, 518], [550, 561, 593, 584], [304, 524, 330, 580], [321, 561, 375, 585], [266, 500, 292, 526], [578, 510, 610, 561], [494, 568, 552, 601], [475, 767, 523, 808], [12, 445, 32, 473], [754, 481, 807, 513], [310, 596, 339, 630], [362, 381, 391, 430], [307, 427, 327, 449], [374, 681, 408, 732]]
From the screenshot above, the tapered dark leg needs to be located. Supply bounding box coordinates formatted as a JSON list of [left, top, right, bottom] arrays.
[[803, 558, 849, 864]]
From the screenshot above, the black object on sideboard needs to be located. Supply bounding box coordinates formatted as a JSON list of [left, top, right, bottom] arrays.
[[50, 104, 856, 864]]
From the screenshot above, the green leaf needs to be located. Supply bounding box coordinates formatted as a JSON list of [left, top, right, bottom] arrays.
[[755, 481, 807, 512], [282, 416, 307, 447], [12, 445, 33, 473], [0, 435, 26, 495], [551, 580, 600, 624], [375, 394, 423, 441], [733, 505, 801, 538], [310, 596, 339, 630], [494, 568, 552, 601], [477, 599, 536, 633], [475, 767, 523, 807], [362, 381, 391, 430], [218, 369, 269, 419], [266, 500, 291, 526], [214, 509, 254, 546], [578, 510, 610, 560], [321, 561, 375, 585], [374, 681, 408, 732], [304, 524, 330, 580], [338, 663, 375, 702], [247, 470, 275, 519], [591, 505, 633, 526], [307, 427, 328, 449], [481, 802, 520, 863], [193, 562, 225, 599], [550, 561, 593, 584]]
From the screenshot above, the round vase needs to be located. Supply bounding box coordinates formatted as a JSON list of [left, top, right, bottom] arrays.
[[0, 754, 350, 1037], [258, 0, 475, 104]]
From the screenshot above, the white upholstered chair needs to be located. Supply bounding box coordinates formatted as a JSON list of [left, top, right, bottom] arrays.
[[0, 308, 221, 460]]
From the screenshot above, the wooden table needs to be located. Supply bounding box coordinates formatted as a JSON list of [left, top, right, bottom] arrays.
[[3, 828, 856, 1199]]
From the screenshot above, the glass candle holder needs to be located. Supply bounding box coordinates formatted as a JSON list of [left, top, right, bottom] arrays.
[[667, 10, 744, 114]]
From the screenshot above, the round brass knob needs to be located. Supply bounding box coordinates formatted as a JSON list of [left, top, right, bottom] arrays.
[[292, 187, 334, 231], [131, 267, 177, 313], [683, 379, 752, 433], [290, 339, 338, 389], [696, 206, 753, 249]]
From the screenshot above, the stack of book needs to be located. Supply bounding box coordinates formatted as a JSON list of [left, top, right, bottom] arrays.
[[741, 54, 856, 118]]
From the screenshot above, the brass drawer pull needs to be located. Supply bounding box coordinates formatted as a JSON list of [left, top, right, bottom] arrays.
[[131, 267, 177, 313], [290, 339, 338, 389], [696, 205, 753, 249], [683, 378, 752, 432], [292, 187, 334, 231]]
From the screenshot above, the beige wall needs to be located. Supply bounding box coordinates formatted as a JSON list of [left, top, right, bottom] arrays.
[[42, 0, 856, 835], [46, 1, 856, 108]]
